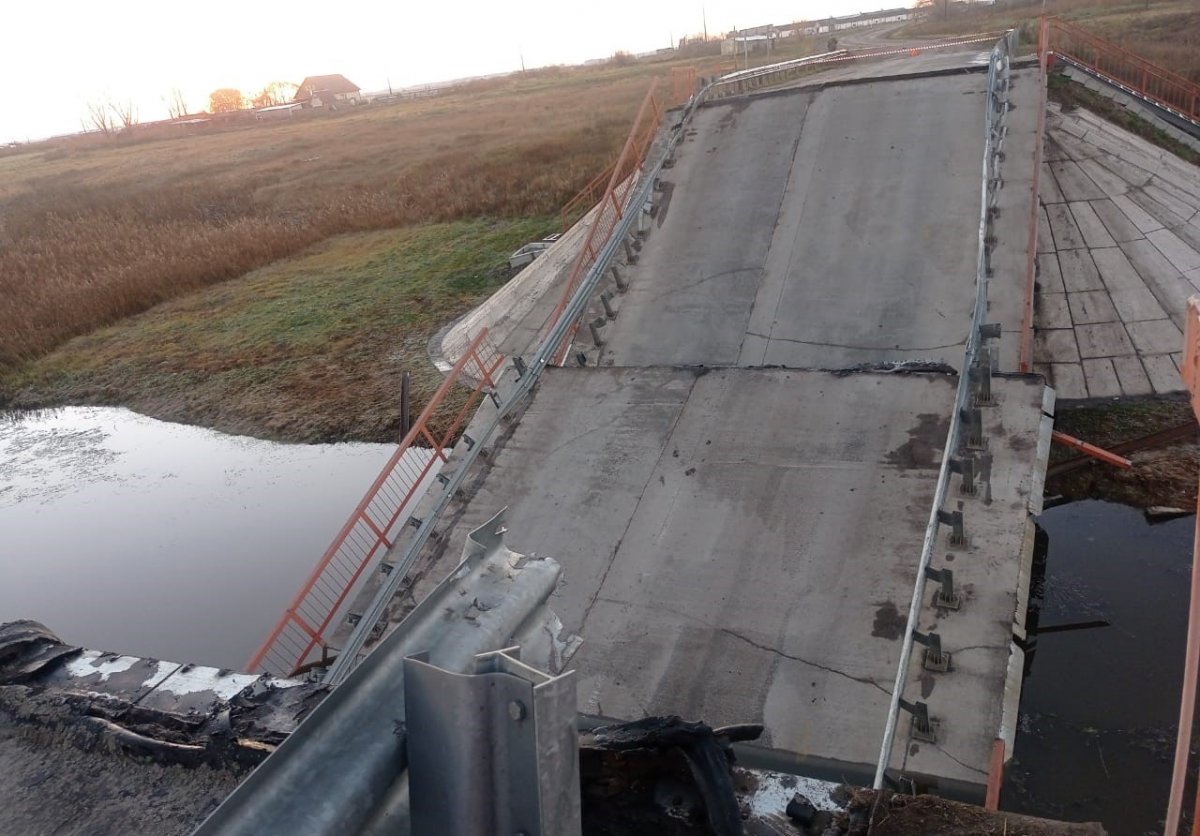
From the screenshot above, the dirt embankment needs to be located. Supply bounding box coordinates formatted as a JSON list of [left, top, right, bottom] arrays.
[[1046, 398, 1199, 510]]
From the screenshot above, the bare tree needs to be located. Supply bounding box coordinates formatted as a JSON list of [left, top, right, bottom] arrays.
[[82, 100, 115, 136], [111, 100, 139, 130], [251, 81, 299, 109], [164, 88, 188, 119]]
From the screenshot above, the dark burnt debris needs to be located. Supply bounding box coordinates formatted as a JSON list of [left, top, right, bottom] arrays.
[[0, 620, 327, 771], [1, 621, 1105, 836]]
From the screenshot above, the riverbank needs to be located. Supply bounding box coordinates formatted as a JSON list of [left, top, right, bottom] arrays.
[[1, 218, 548, 443], [1047, 397, 1198, 509]]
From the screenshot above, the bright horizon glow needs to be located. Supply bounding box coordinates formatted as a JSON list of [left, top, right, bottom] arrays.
[[1, 0, 901, 143]]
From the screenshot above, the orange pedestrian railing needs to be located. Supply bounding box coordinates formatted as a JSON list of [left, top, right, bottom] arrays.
[[246, 329, 505, 676], [543, 79, 664, 365], [671, 66, 699, 108], [560, 158, 618, 232], [1166, 296, 1200, 836], [1041, 16, 1200, 127]]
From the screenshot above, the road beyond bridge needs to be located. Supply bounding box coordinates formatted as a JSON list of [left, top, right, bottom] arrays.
[[364, 47, 1052, 797]]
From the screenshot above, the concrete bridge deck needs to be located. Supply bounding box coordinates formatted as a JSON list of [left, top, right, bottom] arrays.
[[392, 52, 1053, 795]]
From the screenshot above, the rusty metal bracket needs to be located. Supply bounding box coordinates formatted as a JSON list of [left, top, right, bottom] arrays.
[[914, 631, 952, 672], [925, 565, 961, 610]]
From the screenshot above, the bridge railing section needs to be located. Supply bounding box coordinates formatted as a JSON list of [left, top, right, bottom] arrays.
[[324, 74, 718, 684], [873, 29, 1018, 791], [1041, 16, 1200, 127], [542, 80, 664, 365], [247, 329, 504, 676]]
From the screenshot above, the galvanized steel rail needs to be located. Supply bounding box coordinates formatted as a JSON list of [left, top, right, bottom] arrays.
[[873, 30, 1016, 789], [324, 80, 714, 685], [247, 329, 504, 676]]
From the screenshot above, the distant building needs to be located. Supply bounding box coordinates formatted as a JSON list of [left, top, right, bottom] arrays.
[[294, 74, 361, 108], [256, 102, 304, 120], [721, 34, 772, 56]]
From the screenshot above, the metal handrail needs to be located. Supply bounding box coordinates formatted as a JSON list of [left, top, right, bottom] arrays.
[[1043, 16, 1200, 126], [873, 29, 1015, 789], [542, 81, 663, 365], [246, 328, 504, 675], [323, 77, 706, 685]]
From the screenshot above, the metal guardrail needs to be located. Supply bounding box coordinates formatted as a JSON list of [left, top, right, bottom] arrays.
[[1041, 16, 1200, 128], [543, 81, 664, 366], [247, 328, 504, 676], [323, 76, 713, 685], [873, 29, 1016, 790], [705, 33, 1010, 100], [195, 510, 573, 836]]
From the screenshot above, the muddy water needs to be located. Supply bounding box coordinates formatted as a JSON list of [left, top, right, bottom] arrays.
[[0, 407, 405, 670], [1004, 500, 1195, 834]]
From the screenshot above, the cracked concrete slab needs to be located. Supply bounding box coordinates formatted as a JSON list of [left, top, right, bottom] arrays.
[[1068, 202, 1117, 249], [1037, 293, 1072, 329], [405, 367, 1048, 789], [592, 75, 989, 370], [1047, 203, 1086, 251], [1037, 253, 1065, 294], [1032, 104, 1198, 396], [1067, 290, 1118, 324], [1081, 357, 1121, 397], [1111, 356, 1153, 395], [1075, 322, 1135, 358], [1057, 249, 1103, 291], [1089, 198, 1142, 242]]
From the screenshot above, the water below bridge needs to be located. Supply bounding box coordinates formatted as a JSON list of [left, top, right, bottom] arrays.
[[0, 407, 396, 670], [1006, 499, 1195, 834]]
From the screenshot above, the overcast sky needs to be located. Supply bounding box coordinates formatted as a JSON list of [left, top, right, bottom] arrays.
[[2, 0, 893, 142]]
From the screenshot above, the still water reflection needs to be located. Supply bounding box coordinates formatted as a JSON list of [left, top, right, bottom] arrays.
[[0, 407, 396, 670], [1005, 500, 1195, 834]]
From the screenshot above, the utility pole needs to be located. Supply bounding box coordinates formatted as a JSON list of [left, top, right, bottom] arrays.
[[703, 4, 709, 42]]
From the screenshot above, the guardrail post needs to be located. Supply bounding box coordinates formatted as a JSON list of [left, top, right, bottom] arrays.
[[937, 507, 967, 548], [622, 238, 638, 265], [588, 317, 606, 348], [949, 455, 976, 495], [405, 649, 581, 836], [600, 291, 617, 320], [900, 699, 938, 743], [913, 631, 951, 672], [926, 565, 961, 610], [960, 405, 984, 448], [611, 265, 627, 293]]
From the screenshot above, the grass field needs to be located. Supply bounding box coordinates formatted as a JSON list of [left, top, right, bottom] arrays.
[[0, 56, 726, 439], [899, 0, 1200, 80], [4, 219, 550, 442]]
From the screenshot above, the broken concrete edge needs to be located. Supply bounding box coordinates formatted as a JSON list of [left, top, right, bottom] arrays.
[[431, 180, 629, 373], [0, 620, 323, 773], [699, 60, 994, 109], [331, 98, 697, 664], [1058, 64, 1200, 154]]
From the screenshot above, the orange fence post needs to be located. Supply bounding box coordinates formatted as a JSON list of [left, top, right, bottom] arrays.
[[246, 328, 503, 675], [984, 737, 1006, 810], [1165, 297, 1200, 836], [1049, 430, 1133, 469]]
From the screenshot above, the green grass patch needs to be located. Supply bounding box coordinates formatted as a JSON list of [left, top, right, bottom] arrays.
[[2, 217, 553, 442]]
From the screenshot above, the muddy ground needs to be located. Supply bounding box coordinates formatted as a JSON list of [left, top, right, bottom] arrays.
[[1046, 397, 1198, 510], [846, 790, 1104, 835]]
